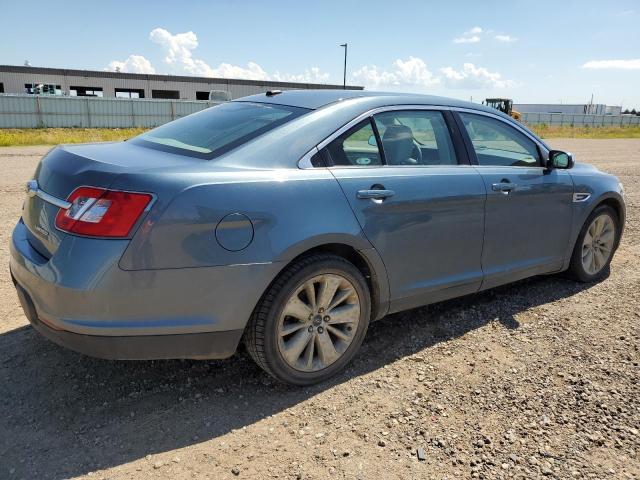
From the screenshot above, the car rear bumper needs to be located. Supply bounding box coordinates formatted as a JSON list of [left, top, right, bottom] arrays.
[[14, 279, 243, 360], [10, 219, 282, 359]]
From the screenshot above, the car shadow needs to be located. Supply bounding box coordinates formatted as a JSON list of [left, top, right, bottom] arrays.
[[0, 274, 592, 479]]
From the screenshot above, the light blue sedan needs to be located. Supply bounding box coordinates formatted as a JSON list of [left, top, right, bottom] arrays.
[[10, 90, 625, 385]]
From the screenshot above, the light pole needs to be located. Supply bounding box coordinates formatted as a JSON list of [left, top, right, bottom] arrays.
[[340, 43, 348, 89]]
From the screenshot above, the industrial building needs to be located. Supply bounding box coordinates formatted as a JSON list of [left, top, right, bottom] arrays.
[[0, 65, 362, 100], [514, 103, 622, 116]]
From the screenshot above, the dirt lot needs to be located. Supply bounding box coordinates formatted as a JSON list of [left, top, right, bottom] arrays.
[[0, 140, 638, 480]]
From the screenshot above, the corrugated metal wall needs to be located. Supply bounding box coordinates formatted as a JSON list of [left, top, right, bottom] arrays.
[[521, 112, 640, 127], [2, 95, 639, 129], [0, 66, 362, 100], [0, 95, 219, 128], [514, 104, 611, 115]]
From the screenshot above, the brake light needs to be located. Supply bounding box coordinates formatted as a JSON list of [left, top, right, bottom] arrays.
[[55, 187, 153, 237]]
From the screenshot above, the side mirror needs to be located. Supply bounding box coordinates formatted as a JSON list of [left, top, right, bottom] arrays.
[[368, 135, 377, 147], [547, 150, 574, 169]]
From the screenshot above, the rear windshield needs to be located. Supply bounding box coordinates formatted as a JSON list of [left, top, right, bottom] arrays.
[[131, 101, 310, 159]]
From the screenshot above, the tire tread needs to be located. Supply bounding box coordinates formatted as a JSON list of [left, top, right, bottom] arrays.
[[244, 254, 362, 381], [568, 205, 619, 283]]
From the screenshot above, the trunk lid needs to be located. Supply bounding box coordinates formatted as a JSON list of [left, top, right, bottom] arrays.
[[22, 141, 203, 257]]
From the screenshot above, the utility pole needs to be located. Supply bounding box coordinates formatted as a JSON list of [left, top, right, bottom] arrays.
[[340, 43, 348, 89]]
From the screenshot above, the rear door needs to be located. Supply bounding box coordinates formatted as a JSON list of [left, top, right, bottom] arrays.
[[324, 108, 486, 312], [455, 111, 574, 289]]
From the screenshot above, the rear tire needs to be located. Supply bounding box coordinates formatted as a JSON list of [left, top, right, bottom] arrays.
[[244, 254, 370, 386], [568, 205, 619, 282]]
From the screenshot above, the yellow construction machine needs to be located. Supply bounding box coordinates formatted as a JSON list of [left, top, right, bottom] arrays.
[[484, 98, 521, 121]]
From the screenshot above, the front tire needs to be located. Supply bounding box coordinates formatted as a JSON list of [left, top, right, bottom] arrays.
[[244, 254, 371, 386], [568, 205, 619, 282]]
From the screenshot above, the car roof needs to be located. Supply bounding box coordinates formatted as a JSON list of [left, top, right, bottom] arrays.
[[234, 89, 500, 115]]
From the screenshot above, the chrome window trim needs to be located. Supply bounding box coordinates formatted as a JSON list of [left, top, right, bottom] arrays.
[[299, 105, 453, 169], [318, 105, 452, 151], [472, 164, 548, 170], [318, 164, 477, 171], [297, 147, 320, 169], [298, 104, 549, 169]]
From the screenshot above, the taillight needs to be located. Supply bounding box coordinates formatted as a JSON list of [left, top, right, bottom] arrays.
[[55, 187, 153, 238]]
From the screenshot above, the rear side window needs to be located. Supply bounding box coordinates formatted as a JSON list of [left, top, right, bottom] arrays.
[[325, 120, 383, 167], [373, 110, 457, 165], [459, 113, 540, 167], [132, 102, 309, 159]]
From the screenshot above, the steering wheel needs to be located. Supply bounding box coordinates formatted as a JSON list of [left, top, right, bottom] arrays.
[[408, 140, 423, 165]]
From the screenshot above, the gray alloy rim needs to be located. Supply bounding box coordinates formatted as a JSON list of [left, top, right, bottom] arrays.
[[277, 274, 361, 372], [581, 214, 615, 275]]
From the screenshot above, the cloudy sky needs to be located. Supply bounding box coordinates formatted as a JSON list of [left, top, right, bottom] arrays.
[[1, 0, 639, 107]]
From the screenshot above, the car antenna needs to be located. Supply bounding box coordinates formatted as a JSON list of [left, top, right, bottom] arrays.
[[266, 90, 282, 96]]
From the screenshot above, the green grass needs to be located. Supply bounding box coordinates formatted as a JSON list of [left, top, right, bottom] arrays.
[[529, 124, 640, 139], [0, 128, 149, 147], [1, 124, 639, 147]]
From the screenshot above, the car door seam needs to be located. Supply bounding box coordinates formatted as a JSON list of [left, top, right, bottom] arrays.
[[326, 167, 392, 315], [472, 165, 489, 292]]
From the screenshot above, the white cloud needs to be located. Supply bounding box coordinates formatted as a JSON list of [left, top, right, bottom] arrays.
[[272, 67, 331, 83], [582, 59, 640, 70], [351, 56, 439, 89], [149, 29, 197, 67], [107, 28, 518, 93], [208, 61, 271, 80], [494, 34, 517, 43], [148, 27, 271, 79], [107, 55, 155, 74], [352, 58, 514, 91], [440, 63, 514, 89], [454, 26, 483, 44], [108, 28, 330, 83], [455, 27, 518, 45], [454, 35, 480, 44]]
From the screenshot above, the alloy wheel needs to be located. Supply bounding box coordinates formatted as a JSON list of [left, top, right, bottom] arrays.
[[581, 213, 615, 275], [277, 274, 361, 372]]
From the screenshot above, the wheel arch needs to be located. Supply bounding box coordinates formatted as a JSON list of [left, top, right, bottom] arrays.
[[564, 192, 626, 271], [267, 237, 390, 323], [596, 196, 624, 226], [590, 193, 625, 249]]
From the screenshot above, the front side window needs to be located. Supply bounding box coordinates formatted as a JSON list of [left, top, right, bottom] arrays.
[[132, 102, 309, 159], [324, 120, 382, 167], [373, 110, 457, 165], [459, 113, 540, 167]]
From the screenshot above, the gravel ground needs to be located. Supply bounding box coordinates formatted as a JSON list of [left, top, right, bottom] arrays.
[[0, 140, 638, 480]]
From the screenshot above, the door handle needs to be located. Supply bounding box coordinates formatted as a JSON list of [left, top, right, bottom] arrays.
[[491, 181, 517, 194], [357, 189, 395, 200]]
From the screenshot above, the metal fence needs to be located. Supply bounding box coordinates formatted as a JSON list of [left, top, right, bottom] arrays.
[[0, 95, 220, 128], [2, 94, 640, 129], [521, 112, 640, 127]]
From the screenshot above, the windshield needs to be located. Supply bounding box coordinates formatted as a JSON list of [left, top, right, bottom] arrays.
[[131, 101, 310, 159]]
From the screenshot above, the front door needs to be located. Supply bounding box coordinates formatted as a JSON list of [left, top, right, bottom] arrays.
[[456, 111, 574, 289], [323, 110, 486, 312]]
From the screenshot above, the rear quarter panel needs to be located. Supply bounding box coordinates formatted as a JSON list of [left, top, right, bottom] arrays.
[[119, 168, 374, 269], [117, 167, 390, 318]]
